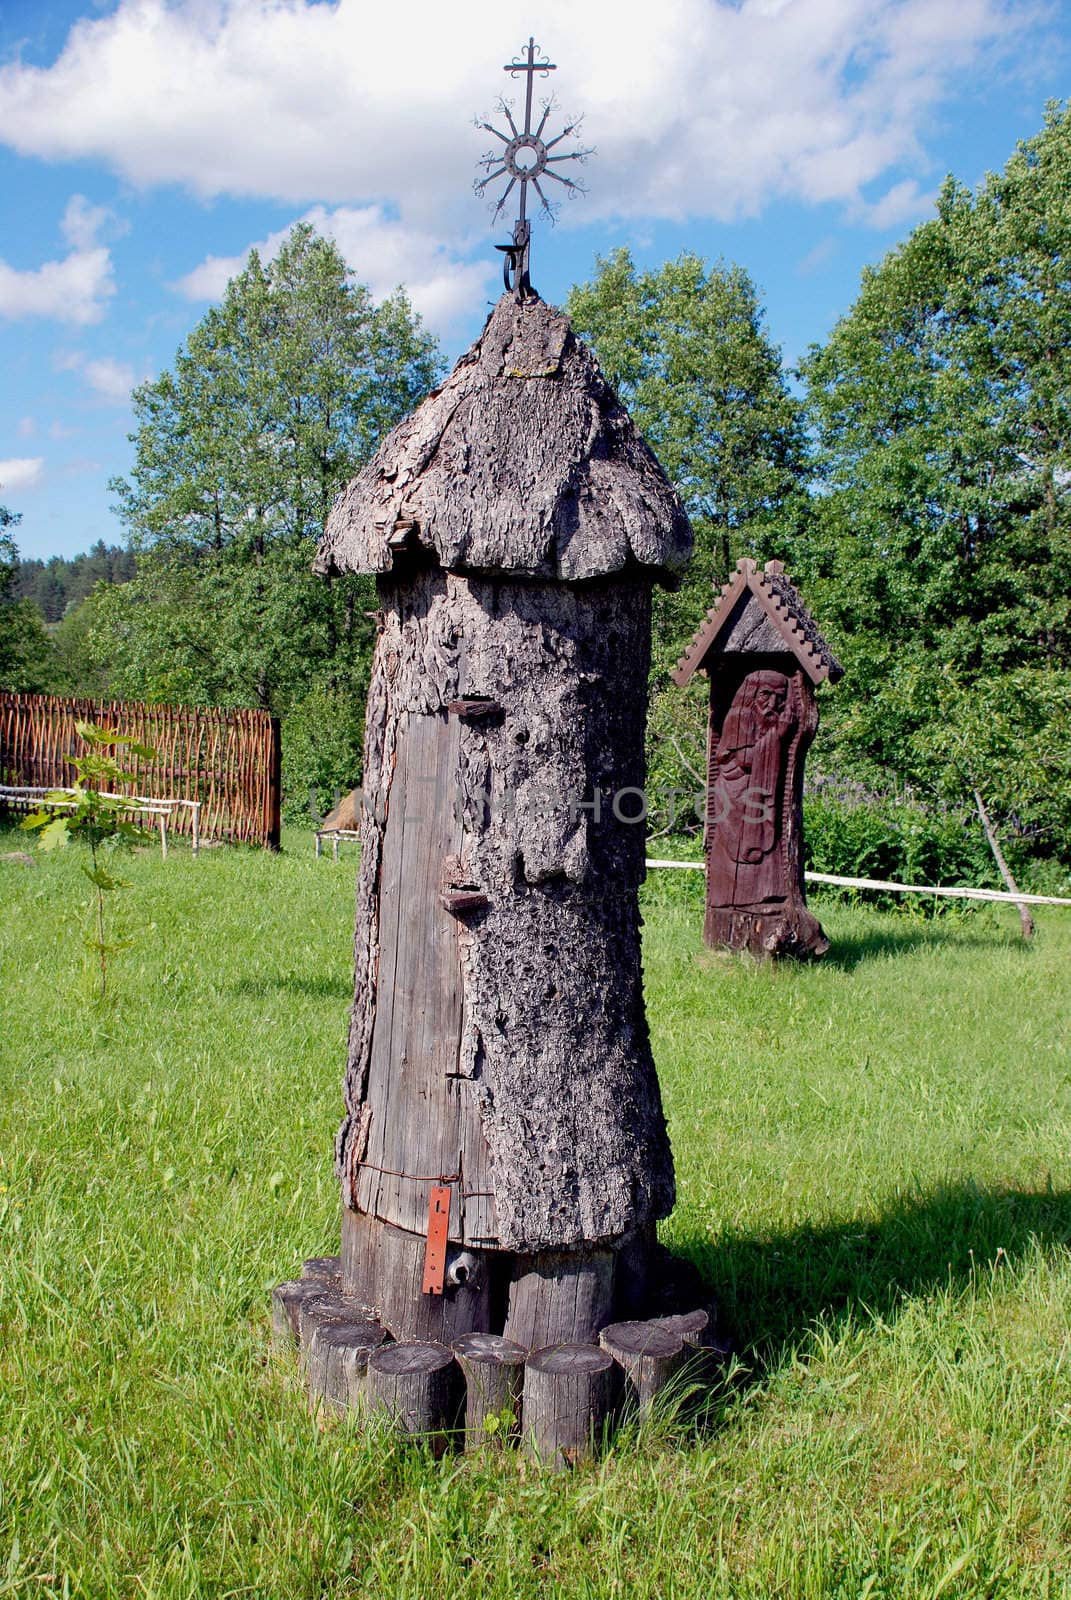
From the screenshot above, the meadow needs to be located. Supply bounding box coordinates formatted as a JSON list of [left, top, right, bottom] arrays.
[[1, 828, 1070, 1599]]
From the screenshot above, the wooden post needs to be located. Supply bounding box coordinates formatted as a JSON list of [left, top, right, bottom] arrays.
[[523, 1344, 615, 1469], [366, 1341, 459, 1439], [271, 1278, 328, 1349], [656, 1307, 709, 1348], [452, 1333, 526, 1448], [307, 1320, 386, 1413], [974, 787, 1034, 941], [599, 1320, 685, 1412], [299, 1291, 374, 1361], [266, 713, 282, 852], [192, 799, 200, 856], [301, 1255, 342, 1283], [504, 1249, 615, 1349]]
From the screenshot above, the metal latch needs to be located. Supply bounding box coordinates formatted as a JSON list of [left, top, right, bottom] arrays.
[[421, 1185, 452, 1295]]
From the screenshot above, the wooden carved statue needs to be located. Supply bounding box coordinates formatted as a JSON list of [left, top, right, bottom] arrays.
[[307, 293, 694, 1354], [673, 559, 843, 959]]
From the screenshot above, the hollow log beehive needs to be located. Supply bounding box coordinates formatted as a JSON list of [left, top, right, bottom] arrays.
[[311, 293, 693, 1350]]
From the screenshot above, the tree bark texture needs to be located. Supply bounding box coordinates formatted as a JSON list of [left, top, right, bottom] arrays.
[[336, 565, 675, 1256], [315, 296, 692, 586]]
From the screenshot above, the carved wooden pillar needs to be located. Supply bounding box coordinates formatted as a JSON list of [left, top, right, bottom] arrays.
[[673, 559, 843, 960]]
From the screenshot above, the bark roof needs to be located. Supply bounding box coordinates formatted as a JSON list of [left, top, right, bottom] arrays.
[[314, 294, 693, 584], [673, 559, 844, 687]]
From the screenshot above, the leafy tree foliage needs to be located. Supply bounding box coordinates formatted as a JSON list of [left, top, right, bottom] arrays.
[[21, 722, 158, 999], [568, 249, 809, 830], [0, 508, 55, 692], [93, 225, 443, 814], [794, 103, 1071, 855], [568, 249, 809, 683]]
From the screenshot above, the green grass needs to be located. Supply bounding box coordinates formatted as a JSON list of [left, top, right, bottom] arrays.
[[2, 826, 1070, 1599]]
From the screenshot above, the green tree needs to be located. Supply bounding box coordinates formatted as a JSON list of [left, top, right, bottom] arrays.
[[568, 249, 809, 681], [795, 102, 1071, 856], [16, 541, 138, 622], [568, 249, 809, 833], [0, 508, 56, 692], [97, 225, 443, 815], [22, 722, 157, 999]]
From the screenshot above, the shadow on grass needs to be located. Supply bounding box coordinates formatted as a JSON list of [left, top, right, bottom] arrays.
[[818, 920, 1026, 972], [673, 1178, 1071, 1378]]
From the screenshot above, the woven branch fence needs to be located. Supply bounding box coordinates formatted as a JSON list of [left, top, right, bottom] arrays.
[[0, 693, 281, 849]]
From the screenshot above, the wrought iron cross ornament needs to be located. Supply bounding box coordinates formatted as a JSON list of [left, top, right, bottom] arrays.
[[475, 37, 591, 301]]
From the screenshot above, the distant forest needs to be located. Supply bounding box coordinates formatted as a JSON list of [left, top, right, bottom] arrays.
[[15, 541, 137, 623]]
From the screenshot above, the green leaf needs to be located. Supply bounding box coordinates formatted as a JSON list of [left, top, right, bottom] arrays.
[[37, 818, 70, 850], [81, 864, 127, 891]]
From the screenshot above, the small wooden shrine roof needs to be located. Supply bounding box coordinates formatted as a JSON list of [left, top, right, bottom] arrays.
[[672, 558, 844, 687], [314, 294, 693, 584]]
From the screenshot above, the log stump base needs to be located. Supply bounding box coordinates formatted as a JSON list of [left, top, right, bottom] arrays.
[[705, 904, 830, 961], [275, 1248, 725, 1465]]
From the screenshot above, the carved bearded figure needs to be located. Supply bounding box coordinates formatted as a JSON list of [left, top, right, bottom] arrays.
[[707, 669, 797, 907]]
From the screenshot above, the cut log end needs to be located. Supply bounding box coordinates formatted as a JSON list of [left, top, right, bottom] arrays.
[[452, 1334, 527, 1450], [654, 1307, 710, 1347], [366, 1340, 460, 1441], [306, 1319, 387, 1413], [271, 1278, 327, 1349], [299, 1291, 378, 1362], [599, 1319, 686, 1411], [523, 1343, 615, 1470], [302, 1255, 342, 1283]]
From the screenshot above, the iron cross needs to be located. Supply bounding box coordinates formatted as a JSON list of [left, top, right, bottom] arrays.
[[475, 37, 590, 301]]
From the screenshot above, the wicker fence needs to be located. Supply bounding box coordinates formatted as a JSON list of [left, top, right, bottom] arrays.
[[0, 693, 281, 849]]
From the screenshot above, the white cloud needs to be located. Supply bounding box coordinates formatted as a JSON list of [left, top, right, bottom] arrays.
[[0, 196, 116, 325], [173, 204, 494, 338], [61, 193, 117, 251], [81, 356, 138, 402], [0, 244, 115, 325], [0, 0, 1043, 232], [853, 178, 938, 229], [60, 457, 103, 478], [16, 416, 36, 439], [55, 349, 139, 403], [0, 457, 45, 493]]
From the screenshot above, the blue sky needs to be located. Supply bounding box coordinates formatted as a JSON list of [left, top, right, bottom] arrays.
[[0, 0, 1066, 562]]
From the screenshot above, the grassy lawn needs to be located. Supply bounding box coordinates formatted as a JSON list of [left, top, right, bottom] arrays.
[[2, 826, 1070, 1598]]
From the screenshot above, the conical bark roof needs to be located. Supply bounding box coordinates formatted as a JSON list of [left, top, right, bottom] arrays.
[[315, 294, 693, 584]]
